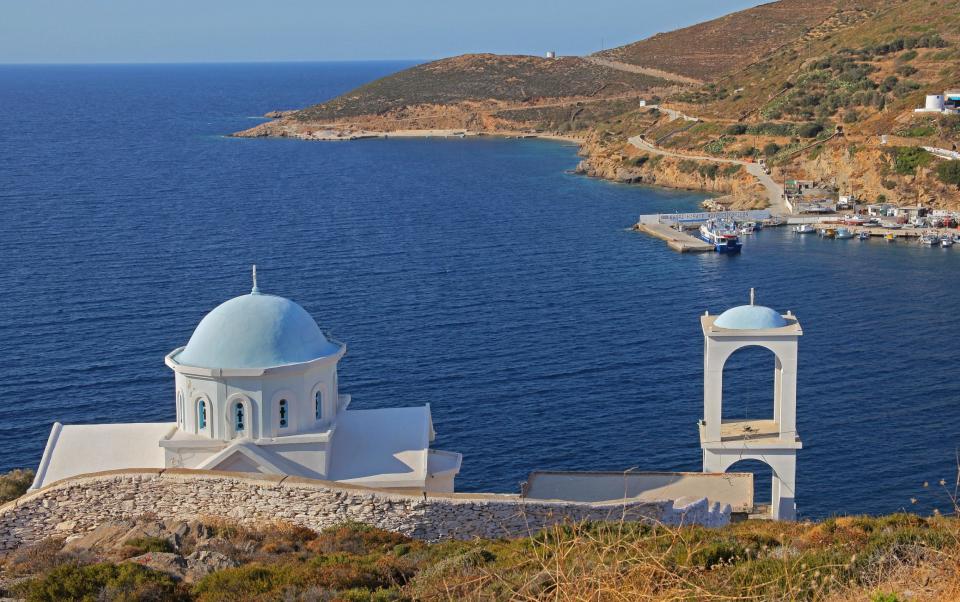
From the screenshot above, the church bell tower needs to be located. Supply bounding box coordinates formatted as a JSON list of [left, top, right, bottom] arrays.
[[699, 290, 802, 520]]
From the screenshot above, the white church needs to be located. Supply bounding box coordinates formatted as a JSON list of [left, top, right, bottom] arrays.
[[31, 269, 463, 493], [31, 272, 803, 521]]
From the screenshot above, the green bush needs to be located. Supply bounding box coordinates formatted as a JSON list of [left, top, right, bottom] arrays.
[[0, 469, 35, 504], [936, 160, 960, 188], [895, 64, 918, 77], [746, 122, 796, 137], [14, 562, 186, 602], [892, 146, 932, 175], [797, 122, 824, 138], [123, 536, 175, 556], [763, 142, 781, 157], [725, 124, 748, 135], [898, 50, 918, 62], [698, 164, 720, 179]]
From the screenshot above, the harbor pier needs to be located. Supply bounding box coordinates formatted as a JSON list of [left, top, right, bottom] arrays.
[[635, 210, 772, 253]]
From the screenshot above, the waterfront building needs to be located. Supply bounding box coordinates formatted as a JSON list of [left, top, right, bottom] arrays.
[[700, 290, 802, 520], [31, 268, 462, 493]]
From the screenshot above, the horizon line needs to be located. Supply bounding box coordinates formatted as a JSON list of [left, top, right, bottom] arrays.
[[0, 58, 432, 67]]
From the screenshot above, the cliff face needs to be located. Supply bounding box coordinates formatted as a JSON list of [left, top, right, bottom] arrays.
[[575, 136, 768, 209]]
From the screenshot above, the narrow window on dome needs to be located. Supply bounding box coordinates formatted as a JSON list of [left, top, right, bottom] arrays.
[[198, 400, 207, 431], [279, 399, 288, 428], [315, 390, 323, 421], [235, 402, 245, 433]]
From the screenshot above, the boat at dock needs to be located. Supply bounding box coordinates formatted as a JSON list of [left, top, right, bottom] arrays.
[[835, 227, 854, 239], [858, 231, 871, 240], [794, 224, 816, 234], [699, 220, 742, 253], [885, 233, 896, 242], [919, 233, 940, 246], [941, 235, 954, 248]]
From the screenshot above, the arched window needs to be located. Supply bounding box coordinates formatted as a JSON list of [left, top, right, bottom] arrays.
[[235, 402, 245, 433], [314, 390, 323, 421], [197, 400, 207, 431], [279, 399, 288, 428]]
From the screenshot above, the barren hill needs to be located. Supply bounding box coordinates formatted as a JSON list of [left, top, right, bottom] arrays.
[[293, 54, 666, 123], [596, 0, 891, 82]]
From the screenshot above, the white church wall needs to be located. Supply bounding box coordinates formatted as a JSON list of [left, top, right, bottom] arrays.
[[164, 446, 219, 470], [176, 373, 221, 437], [270, 443, 329, 479]]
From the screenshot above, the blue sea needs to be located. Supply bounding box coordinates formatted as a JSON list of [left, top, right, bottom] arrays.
[[1, 62, 958, 519]]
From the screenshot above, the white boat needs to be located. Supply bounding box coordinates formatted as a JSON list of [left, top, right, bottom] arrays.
[[739, 225, 754, 235], [793, 223, 816, 234], [858, 231, 871, 240], [920, 233, 939, 245], [835, 227, 854, 239], [699, 220, 742, 253], [941, 236, 954, 248]]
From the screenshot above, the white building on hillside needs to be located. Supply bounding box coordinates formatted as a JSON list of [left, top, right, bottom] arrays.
[[31, 268, 462, 493]]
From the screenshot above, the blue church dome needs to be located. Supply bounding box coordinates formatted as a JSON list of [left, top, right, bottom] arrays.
[[714, 304, 788, 330], [176, 292, 341, 369]]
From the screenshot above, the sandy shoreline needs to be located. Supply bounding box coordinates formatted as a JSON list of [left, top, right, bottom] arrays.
[[252, 126, 582, 145]]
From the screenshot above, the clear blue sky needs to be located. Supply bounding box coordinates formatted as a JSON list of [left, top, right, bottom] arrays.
[[0, 0, 766, 64]]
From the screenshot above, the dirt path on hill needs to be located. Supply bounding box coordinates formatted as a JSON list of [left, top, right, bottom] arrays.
[[583, 56, 704, 86], [628, 135, 787, 214]]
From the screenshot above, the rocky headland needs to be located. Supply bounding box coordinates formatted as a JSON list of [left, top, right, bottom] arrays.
[[236, 0, 960, 211]]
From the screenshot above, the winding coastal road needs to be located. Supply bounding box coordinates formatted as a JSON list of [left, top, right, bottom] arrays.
[[628, 134, 787, 214]]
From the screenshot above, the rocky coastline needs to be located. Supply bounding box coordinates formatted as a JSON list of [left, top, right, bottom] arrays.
[[233, 116, 767, 208]]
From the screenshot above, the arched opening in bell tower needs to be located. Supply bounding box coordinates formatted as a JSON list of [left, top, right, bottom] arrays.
[[725, 458, 773, 508], [721, 345, 779, 422]]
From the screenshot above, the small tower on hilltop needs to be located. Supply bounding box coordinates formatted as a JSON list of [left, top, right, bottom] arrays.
[[700, 289, 803, 520]]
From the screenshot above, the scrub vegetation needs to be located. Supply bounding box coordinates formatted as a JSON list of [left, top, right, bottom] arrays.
[[3, 507, 960, 600], [0, 469, 34, 505]]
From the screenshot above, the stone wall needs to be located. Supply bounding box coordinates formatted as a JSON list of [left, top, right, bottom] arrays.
[[0, 469, 730, 551]]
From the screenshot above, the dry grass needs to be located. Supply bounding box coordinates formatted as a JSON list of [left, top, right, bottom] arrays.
[[4, 465, 960, 600]]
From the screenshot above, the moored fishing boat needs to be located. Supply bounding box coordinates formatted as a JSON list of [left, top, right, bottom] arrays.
[[941, 235, 954, 248], [835, 227, 854, 239], [699, 220, 742, 253], [919, 232, 939, 246], [858, 231, 870, 240], [794, 223, 816, 234]]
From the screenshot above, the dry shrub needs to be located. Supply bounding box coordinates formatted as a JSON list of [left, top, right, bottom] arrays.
[[0, 537, 71, 577], [309, 522, 413, 556], [0, 469, 35, 504]]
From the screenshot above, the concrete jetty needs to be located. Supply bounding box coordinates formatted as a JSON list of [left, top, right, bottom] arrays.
[[637, 223, 714, 253]]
